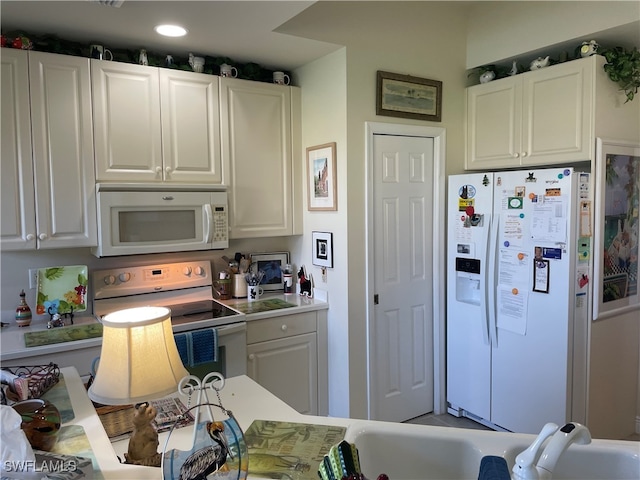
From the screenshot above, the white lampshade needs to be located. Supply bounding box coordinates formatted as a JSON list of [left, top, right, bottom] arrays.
[[88, 306, 188, 405]]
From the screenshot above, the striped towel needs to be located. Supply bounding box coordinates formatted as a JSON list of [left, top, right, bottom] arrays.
[[174, 328, 218, 367]]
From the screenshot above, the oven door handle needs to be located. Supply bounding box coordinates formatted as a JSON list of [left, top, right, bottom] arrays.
[[212, 322, 246, 336]]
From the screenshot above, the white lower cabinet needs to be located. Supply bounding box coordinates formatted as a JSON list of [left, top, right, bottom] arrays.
[[246, 310, 327, 415], [1, 50, 96, 250]]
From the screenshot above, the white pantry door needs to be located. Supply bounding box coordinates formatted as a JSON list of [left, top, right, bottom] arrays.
[[371, 133, 435, 421]]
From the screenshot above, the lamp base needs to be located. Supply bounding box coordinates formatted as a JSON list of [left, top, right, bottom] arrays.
[[124, 402, 161, 467]]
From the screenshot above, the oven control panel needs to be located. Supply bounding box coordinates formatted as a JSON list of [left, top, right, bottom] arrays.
[[93, 261, 212, 299]]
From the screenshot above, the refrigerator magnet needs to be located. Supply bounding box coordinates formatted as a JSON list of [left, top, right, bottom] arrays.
[[533, 259, 550, 293]]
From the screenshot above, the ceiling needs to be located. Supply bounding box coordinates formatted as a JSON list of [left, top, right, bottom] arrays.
[[0, 0, 341, 70]]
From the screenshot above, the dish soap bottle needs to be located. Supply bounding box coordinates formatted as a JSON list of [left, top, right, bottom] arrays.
[[15, 289, 32, 327]]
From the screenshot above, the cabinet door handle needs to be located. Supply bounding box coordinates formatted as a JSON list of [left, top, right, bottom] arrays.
[[38, 233, 48, 241], [155, 166, 162, 174], [522, 152, 528, 157], [165, 166, 172, 173], [248, 354, 255, 361], [26, 234, 35, 241], [281, 324, 288, 332], [513, 153, 520, 158]]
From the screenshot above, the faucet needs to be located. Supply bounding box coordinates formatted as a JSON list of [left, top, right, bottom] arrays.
[[512, 422, 591, 480], [535, 422, 591, 479], [512, 423, 558, 480]]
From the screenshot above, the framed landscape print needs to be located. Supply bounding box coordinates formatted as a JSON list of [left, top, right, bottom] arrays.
[[376, 70, 442, 122]]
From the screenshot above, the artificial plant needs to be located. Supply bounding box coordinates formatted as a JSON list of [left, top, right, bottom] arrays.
[[601, 46, 640, 103]]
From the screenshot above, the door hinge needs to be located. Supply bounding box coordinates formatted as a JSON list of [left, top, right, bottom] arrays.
[[374, 294, 379, 305]]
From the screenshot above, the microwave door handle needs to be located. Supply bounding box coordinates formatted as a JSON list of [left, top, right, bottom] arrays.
[[204, 204, 213, 243]]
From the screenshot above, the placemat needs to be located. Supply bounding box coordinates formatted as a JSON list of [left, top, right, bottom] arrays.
[[42, 376, 74, 423], [244, 420, 346, 480], [50, 425, 103, 479], [232, 298, 296, 315], [24, 323, 103, 347]]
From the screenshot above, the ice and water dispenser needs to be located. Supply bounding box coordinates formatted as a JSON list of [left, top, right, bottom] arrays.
[[455, 254, 481, 305]]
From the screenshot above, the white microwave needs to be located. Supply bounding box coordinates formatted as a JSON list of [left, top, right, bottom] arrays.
[[92, 184, 229, 257]]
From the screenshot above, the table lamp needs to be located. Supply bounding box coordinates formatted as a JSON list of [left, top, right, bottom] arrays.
[[88, 306, 188, 466]]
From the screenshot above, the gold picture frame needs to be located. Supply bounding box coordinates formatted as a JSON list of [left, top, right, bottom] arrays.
[[376, 70, 442, 122], [307, 142, 337, 211]]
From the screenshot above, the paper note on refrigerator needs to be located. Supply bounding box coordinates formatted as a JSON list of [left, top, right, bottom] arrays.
[[497, 285, 528, 335], [498, 249, 530, 285], [530, 195, 567, 243]]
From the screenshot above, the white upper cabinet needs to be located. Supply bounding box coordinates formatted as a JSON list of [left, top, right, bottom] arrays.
[[466, 56, 594, 169], [1, 49, 36, 250], [159, 69, 222, 183], [220, 78, 302, 238], [467, 55, 640, 171], [92, 61, 221, 183], [1, 50, 97, 250]]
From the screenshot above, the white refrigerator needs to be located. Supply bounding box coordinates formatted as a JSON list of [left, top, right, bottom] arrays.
[[446, 167, 593, 434]]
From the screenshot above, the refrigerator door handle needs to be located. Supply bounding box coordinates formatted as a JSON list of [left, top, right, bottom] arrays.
[[480, 214, 492, 346], [487, 211, 500, 347]]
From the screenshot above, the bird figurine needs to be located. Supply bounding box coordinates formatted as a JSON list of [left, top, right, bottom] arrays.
[[139, 49, 148, 66], [178, 421, 229, 480], [509, 60, 519, 76]]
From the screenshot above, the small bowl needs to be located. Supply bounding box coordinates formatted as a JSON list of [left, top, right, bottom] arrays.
[[12, 399, 61, 451]]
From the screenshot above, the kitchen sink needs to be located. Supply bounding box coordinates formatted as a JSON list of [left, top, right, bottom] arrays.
[[343, 421, 640, 480]]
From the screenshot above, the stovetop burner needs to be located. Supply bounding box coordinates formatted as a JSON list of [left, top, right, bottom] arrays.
[[165, 300, 240, 324]]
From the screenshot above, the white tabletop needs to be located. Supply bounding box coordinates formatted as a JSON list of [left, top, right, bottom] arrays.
[[59, 366, 347, 479]]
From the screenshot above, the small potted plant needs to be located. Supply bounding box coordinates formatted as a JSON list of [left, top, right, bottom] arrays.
[[600, 46, 640, 103]]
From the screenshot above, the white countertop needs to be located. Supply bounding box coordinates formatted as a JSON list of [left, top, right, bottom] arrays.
[[0, 294, 328, 363], [0, 315, 102, 361], [58, 367, 345, 480], [222, 292, 328, 321], [15, 367, 639, 480]]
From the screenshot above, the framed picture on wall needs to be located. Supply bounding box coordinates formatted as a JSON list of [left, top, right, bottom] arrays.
[[593, 138, 640, 320], [307, 142, 337, 211], [376, 70, 442, 122], [312, 231, 333, 268]]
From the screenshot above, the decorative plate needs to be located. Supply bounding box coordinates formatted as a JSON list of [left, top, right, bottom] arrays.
[[36, 265, 88, 315]]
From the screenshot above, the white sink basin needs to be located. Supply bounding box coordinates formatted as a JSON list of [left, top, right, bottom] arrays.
[[344, 421, 640, 480]]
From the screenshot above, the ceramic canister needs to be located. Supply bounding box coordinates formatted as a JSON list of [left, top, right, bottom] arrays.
[[12, 399, 61, 451]]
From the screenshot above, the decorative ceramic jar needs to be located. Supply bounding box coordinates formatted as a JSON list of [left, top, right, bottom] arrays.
[[12, 399, 61, 451], [15, 290, 32, 327]]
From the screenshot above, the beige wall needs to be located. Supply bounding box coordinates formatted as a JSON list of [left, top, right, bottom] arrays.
[[284, 1, 469, 418], [285, 0, 640, 434], [466, 1, 640, 68], [293, 48, 350, 418]]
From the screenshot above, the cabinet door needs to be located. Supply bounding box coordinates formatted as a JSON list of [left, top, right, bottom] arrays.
[[159, 70, 222, 183], [522, 59, 593, 165], [92, 60, 162, 181], [220, 78, 293, 237], [466, 78, 522, 170], [1, 49, 36, 250], [247, 332, 318, 415], [29, 52, 97, 248]]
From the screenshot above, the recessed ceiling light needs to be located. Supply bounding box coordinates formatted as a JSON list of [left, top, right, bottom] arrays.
[[154, 24, 188, 37]]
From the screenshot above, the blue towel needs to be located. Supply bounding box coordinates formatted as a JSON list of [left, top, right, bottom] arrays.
[[478, 456, 510, 480], [174, 329, 218, 367]]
